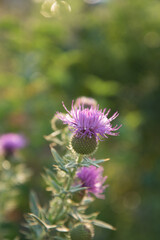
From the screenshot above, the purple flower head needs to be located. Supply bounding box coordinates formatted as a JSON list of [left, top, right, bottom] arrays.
[[57, 101, 121, 140], [76, 165, 108, 199], [0, 133, 27, 156], [74, 96, 97, 109]]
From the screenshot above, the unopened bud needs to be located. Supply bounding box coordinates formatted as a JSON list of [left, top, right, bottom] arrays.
[[51, 114, 66, 130], [72, 190, 86, 203], [74, 96, 97, 109], [70, 223, 94, 240]]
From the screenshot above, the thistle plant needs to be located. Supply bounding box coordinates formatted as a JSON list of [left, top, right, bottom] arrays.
[[0, 133, 30, 239], [25, 96, 121, 240]]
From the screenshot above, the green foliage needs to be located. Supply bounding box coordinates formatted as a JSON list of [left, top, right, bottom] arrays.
[[24, 142, 114, 239]]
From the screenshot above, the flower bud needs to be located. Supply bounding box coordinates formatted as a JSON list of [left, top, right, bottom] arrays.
[[71, 134, 98, 155], [70, 223, 94, 240], [74, 96, 97, 109], [51, 114, 66, 130], [72, 189, 86, 203]]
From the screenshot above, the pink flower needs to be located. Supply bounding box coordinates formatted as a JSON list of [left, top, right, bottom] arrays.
[[76, 166, 108, 199], [57, 100, 121, 140]]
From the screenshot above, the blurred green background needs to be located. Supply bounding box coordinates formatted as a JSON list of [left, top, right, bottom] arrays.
[[0, 0, 160, 239]]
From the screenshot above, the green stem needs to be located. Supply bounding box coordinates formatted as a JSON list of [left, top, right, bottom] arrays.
[[54, 155, 83, 222], [66, 155, 83, 191]]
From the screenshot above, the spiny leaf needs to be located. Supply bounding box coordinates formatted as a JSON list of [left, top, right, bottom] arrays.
[[92, 219, 116, 231], [28, 213, 69, 232], [65, 161, 77, 169], [69, 185, 88, 193], [50, 147, 69, 173], [81, 212, 100, 220], [83, 158, 99, 168], [56, 226, 69, 232], [45, 168, 61, 185], [43, 170, 61, 192], [29, 191, 40, 216], [94, 158, 110, 164], [83, 157, 110, 168], [28, 213, 52, 231]]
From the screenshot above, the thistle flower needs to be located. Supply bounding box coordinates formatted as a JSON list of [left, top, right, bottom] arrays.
[[0, 133, 27, 156], [57, 101, 121, 140], [74, 96, 97, 109], [57, 101, 121, 154], [76, 166, 107, 199]]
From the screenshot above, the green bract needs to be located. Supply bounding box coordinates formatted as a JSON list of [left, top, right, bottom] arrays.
[[71, 135, 98, 155]]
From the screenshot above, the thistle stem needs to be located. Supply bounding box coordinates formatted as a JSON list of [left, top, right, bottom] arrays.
[[53, 155, 83, 222]]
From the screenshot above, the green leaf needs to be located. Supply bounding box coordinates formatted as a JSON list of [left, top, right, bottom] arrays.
[[29, 191, 40, 216], [82, 157, 110, 168], [92, 219, 116, 231], [43, 169, 62, 192], [50, 147, 64, 165], [65, 161, 77, 169], [93, 158, 110, 164], [45, 168, 61, 183], [28, 213, 56, 231], [28, 213, 69, 233], [50, 147, 69, 173], [69, 208, 83, 221], [83, 158, 99, 168], [43, 174, 61, 192], [82, 197, 94, 205], [56, 226, 69, 232], [69, 185, 88, 193], [81, 212, 99, 220]]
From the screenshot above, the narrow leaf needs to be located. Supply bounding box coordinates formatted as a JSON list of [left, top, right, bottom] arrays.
[[29, 191, 40, 216], [94, 158, 110, 164], [28, 213, 50, 230], [42, 174, 60, 192], [81, 212, 99, 220], [84, 158, 99, 168], [56, 226, 69, 232], [92, 219, 116, 231], [69, 185, 88, 193], [45, 168, 61, 186], [50, 147, 69, 173]]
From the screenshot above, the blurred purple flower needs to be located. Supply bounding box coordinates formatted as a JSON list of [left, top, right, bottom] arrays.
[[77, 165, 108, 199], [57, 101, 121, 140], [74, 96, 97, 109], [0, 133, 27, 155]]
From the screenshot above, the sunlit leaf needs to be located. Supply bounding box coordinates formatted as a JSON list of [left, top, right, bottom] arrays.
[[92, 219, 116, 231], [81, 212, 99, 220], [56, 226, 69, 232], [28, 213, 56, 230]]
